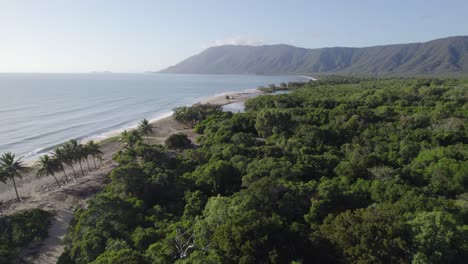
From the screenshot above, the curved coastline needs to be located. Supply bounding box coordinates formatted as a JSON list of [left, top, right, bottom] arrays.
[[21, 87, 263, 165], [0, 86, 265, 201], [14, 73, 312, 165]]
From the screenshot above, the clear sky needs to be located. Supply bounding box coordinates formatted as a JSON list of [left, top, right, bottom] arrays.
[[0, 0, 467, 73]]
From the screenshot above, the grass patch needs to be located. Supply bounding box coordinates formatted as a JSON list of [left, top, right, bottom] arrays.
[[98, 136, 119, 146]]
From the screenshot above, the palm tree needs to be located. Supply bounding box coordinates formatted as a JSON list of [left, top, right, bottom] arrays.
[[0, 152, 27, 201], [97, 153, 104, 166], [0, 167, 4, 184], [53, 147, 69, 181], [86, 141, 102, 169], [119, 130, 142, 149], [63, 142, 78, 179], [76, 145, 86, 176], [36, 155, 61, 187], [138, 119, 154, 144], [119, 130, 130, 147], [66, 139, 85, 176], [82, 144, 92, 173]]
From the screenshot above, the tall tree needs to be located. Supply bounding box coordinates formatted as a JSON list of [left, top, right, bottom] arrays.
[[120, 130, 142, 149], [138, 119, 155, 144], [86, 141, 102, 169], [82, 144, 92, 173], [36, 155, 61, 187], [97, 154, 104, 166], [63, 141, 78, 179], [76, 144, 86, 176], [0, 152, 27, 201], [66, 140, 85, 176], [53, 147, 69, 181]]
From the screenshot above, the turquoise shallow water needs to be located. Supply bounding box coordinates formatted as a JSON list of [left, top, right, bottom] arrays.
[[0, 73, 305, 159]]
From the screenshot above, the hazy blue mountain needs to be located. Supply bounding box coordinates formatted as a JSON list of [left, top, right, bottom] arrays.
[[161, 36, 468, 76]]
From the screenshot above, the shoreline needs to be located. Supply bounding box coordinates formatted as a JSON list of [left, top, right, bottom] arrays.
[[1, 87, 263, 206], [0, 85, 267, 263], [21, 88, 262, 166], [10, 73, 310, 164]]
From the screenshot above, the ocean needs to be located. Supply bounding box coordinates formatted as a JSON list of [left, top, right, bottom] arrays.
[[0, 73, 306, 160]]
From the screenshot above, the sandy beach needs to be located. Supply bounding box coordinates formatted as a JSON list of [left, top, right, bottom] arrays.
[[0, 89, 260, 264], [0, 89, 259, 202]]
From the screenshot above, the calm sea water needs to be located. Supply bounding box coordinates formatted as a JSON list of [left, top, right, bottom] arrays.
[[0, 73, 305, 159]]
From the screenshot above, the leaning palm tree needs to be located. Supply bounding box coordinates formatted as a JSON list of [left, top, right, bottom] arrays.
[[0, 167, 4, 184], [76, 145, 86, 176], [119, 130, 129, 147], [97, 153, 104, 166], [63, 142, 78, 179], [52, 147, 69, 181], [66, 139, 85, 176], [0, 152, 27, 201], [119, 130, 142, 149], [86, 141, 102, 169], [36, 155, 61, 187], [82, 144, 92, 173], [138, 119, 154, 144]]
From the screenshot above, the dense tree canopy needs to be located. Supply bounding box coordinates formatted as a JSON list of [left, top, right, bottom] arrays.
[[60, 77, 467, 263], [165, 134, 192, 150], [0, 209, 51, 263]]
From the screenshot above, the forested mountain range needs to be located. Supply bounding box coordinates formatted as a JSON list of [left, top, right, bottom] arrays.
[[161, 36, 468, 76]]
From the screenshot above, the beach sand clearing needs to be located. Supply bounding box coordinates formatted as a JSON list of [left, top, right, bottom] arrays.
[[0, 90, 258, 264]]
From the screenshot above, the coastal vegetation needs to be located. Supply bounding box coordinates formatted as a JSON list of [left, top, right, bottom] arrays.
[[258, 83, 296, 93], [0, 140, 103, 200], [36, 155, 61, 187], [0, 153, 27, 201], [0, 209, 51, 263], [173, 104, 222, 127], [56, 76, 467, 263], [138, 119, 155, 144], [165, 133, 192, 150], [0, 139, 104, 262]]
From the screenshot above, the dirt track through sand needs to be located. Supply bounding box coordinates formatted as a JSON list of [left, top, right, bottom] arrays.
[[11, 162, 115, 264]]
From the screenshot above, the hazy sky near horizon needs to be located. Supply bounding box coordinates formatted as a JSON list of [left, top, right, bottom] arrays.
[[0, 0, 467, 72]]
